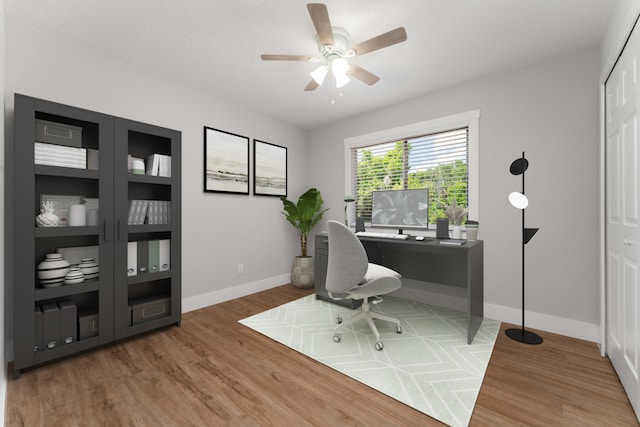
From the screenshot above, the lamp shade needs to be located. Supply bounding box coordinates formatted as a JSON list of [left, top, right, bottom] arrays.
[[335, 73, 350, 88], [310, 65, 328, 85], [510, 157, 529, 175], [331, 58, 350, 88], [523, 227, 539, 244], [509, 191, 529, 209]]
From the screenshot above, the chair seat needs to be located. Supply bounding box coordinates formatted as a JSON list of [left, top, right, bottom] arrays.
[[346, 263, 401, 299], [362, 263, 401, 282]]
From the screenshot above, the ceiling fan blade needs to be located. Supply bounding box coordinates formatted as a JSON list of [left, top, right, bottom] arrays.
[[347, 64, 380, 86], [261, 54, 313, 61], [350, 27, 407, 57], [304, 79, 320, 91], [307, 3, 335, 47]]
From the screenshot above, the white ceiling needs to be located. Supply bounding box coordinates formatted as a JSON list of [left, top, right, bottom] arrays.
[[6, 0, 615, 130]]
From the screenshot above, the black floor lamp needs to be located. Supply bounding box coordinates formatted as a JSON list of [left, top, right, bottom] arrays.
[[505, 152, 543, 345]]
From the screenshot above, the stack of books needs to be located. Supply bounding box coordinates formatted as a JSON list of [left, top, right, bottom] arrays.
[[35, 142, 87, 169], [127, 200, 172, 225], [146, 154, 171, 177]]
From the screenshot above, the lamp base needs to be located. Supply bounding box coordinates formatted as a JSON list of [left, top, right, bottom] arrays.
[[505, 328, 543, 345]]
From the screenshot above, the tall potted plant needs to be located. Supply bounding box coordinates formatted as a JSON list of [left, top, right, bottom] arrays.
[[281, 188, 328, 288]]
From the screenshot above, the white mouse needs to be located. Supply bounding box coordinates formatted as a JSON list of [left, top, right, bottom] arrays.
[[415, 236, 425, 241]]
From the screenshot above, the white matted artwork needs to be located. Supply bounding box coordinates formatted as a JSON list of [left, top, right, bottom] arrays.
[[253, 139, 287, 197], [204, 126, 249, 194]]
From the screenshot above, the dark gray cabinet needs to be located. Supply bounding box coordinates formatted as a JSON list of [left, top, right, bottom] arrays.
[[8, 94, 181, 376]]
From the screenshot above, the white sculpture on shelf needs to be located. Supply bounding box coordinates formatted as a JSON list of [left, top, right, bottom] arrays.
[[35, 201, 59, 227]]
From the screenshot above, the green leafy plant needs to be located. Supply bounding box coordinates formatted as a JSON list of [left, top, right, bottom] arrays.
[[444, 199, 468, 226], [281, 188, 329, 257]]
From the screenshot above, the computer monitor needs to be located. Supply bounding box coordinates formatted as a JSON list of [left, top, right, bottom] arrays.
[[371, 189, 429, 230]]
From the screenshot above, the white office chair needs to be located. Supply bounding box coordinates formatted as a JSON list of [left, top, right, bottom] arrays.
[[326, 220, 403, 351]]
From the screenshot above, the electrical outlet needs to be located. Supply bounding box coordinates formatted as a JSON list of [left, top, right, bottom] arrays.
[[237, 264, 244, 275]]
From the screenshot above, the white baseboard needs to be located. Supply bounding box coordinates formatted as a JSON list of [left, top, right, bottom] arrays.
[[391, 281, 600, 344], [182, 274, 290, 313], [484, 302, 600, 344], [181, 275, 601, 344]]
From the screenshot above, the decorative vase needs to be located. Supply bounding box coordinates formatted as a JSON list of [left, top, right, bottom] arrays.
[[35, 201, 59, 227], [37, 253, 70, 288], [68, 204, 86, 226], [291, 256, 314, 289], [79, 258, 99, 281], [64, 267, 85, 285], [452, 225, 462, 239]]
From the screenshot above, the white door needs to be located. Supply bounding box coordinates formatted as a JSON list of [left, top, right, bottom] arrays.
[[606, 22, 640, 421]]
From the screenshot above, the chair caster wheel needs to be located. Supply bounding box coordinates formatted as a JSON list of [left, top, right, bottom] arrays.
[[333, 334, 341, 343], [396, 325, 403, 334], [375, 342, 384, 351], [336, 316, 342, 324]]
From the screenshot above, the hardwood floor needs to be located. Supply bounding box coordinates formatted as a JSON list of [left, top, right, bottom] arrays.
[[6, 285, 639, 426]]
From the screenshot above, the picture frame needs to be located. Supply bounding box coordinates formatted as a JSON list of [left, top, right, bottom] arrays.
[[204, 126, 250, 194], [253, 139, 287, 197]]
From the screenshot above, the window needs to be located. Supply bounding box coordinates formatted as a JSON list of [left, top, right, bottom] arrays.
[[344, 110, 479, 227]]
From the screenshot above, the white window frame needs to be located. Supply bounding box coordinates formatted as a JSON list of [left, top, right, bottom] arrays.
[[344, 109, 480, 226]]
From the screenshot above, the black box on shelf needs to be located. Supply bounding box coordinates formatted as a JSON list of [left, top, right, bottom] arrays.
[[78, 309, 98, 340], [58, 301, 77, 345], [130, 295, 170, 326], [35, 119, 82, 147], [41, 303, 61, 350], [34, 306, 43, 352]]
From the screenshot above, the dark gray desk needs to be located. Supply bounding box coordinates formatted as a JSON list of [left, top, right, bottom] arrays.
[[314, 234, 484, 344]]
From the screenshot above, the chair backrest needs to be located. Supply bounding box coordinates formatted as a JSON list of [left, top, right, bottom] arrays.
[[326, 220, 368, 294]]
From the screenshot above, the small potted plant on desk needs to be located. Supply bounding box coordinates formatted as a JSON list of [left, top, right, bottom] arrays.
[[280, 188, 329, 288], [445, 199, 468, 239]]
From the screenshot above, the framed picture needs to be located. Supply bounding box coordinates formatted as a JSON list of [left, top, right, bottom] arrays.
[[204, 126, 250, 194], [253, 139, 287, 197]]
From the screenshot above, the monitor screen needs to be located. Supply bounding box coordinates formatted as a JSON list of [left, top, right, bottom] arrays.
[[371, 189, 429, 229]]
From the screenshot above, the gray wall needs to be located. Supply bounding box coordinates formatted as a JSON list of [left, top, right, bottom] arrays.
[[308, 49, 602, 341], [601, 0, 640, 76]]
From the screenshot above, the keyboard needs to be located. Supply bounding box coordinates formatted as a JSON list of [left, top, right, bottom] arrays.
[[355, 231, 410, 240]]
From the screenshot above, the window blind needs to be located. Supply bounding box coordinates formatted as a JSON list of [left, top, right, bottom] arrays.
[[350, 127, 469, 224]]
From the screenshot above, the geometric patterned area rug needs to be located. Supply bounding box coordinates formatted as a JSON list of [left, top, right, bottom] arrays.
[[239, 295, 500, 427]]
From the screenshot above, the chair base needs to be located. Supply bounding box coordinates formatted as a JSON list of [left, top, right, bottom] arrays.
[[334, 297, 401, 350]]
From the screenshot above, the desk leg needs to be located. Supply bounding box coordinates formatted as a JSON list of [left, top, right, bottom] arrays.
[[467, 242, 484, 344]]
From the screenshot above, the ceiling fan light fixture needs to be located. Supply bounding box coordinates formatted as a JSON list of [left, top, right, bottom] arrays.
[[331, 57, 350, 76], [335, 72, 350, 88], [310, 65, 328, 85]]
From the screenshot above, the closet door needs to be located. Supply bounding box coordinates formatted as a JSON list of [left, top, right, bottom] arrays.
[[606, 22, 640, 420]]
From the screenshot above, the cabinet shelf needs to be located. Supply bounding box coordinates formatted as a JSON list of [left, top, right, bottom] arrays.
[[128, 224, 171, 234], [128, 174, 172, 185], [35, 226, 99, 238], [35, 165, 99, 179], [128, 271, 171, 285], [124, 315, 179, 337], [34, 336, 101, 364], [35, 281, 100, 302]]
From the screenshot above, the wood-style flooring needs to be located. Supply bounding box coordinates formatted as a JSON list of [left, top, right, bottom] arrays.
[[6, 285, 639, 426]]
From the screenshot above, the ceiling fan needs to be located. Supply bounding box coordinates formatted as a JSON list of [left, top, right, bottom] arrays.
[[260, 3, 407, 91]]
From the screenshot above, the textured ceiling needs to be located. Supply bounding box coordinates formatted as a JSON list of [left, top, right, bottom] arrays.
[[6, 0, 615, 129]]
